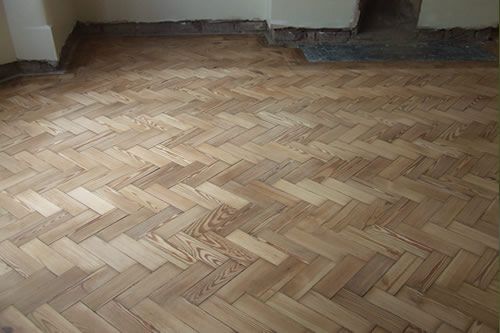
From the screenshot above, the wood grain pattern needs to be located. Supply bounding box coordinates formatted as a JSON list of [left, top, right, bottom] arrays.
[[0, 35, 497, 332]]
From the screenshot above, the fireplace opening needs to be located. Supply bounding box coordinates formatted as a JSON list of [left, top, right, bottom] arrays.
[[357, 0, 422, 37]]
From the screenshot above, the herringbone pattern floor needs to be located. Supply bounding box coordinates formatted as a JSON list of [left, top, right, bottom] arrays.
[[0, 35, 498, 333]]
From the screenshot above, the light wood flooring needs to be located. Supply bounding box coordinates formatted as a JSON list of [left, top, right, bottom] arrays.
[[0, 35, 498, 332]]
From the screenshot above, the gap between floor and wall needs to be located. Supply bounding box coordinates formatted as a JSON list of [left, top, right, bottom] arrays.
[[0, 18, 498, 84]]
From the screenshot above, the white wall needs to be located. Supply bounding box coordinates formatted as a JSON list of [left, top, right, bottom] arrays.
[[75, 0, 360, 29], [0, 0, 16, 64], [3, 0, 57, 61], [44, 0, 77, 56], [270, 0, 359, 29], [3, 0, 76, 62], [418, 0, 499, 29], [75, 0, 268, 22]]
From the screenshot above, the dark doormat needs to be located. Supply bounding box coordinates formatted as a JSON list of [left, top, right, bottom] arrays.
[[300, 41, 497, 62]]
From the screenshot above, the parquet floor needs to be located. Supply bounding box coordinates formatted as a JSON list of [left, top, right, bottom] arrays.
[[0, 35, 498, 333]]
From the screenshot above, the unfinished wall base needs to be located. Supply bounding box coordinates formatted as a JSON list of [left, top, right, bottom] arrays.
[[0, 19, 497, 83], [416, 27, 498, 41], [0, 62, 18, 82], [269, 28, 354, 44], [0, 31, 79, 83], [270, 26, 498, 44], [0, 59, 62, 83], [0, 20, 266, 82], [75, 20, 268, 36]]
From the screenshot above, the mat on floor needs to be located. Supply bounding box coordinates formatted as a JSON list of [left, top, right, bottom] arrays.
[[300, 41, 497, 62]]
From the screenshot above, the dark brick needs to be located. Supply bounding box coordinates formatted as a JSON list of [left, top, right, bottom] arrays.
[[475, 27, 498, 41], [416, 29, 445, 41], [0, 62, 19, 82], [201, 21, 236, 34], [446, 28, 476, 40], [272, 28, 307, 41], [76, 20, 267, 36], [237, 20, 268, 32], [101, 22, 137, 35], [17, 60, 58, 73], [315, 30, 351, 42]]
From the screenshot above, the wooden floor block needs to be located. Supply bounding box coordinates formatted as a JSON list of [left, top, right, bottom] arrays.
[[0, 35, 497, 332]]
